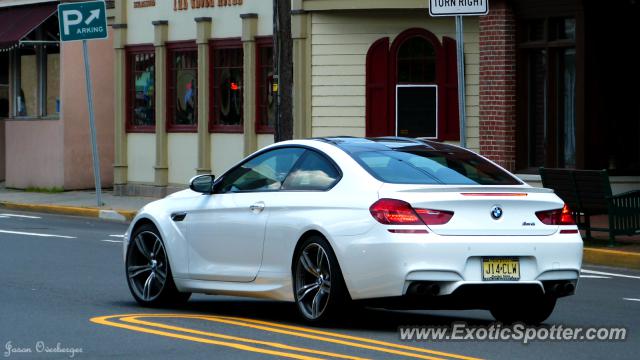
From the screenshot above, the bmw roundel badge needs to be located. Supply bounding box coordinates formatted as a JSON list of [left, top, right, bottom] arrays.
[[491, 206, 503, 220]]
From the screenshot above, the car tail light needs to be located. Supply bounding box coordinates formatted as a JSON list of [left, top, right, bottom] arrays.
[[370, 199, 423, 225], [370, 199, 453, 226], [536, 204, 576, 225], [415, 209, 454, 225]]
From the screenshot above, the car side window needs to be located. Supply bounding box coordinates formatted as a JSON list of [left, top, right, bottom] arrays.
[[216, 148, 305, 193], [282, 150, 341, 191]]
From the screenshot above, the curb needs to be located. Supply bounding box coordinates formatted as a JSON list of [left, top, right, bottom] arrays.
[[0, 201, 137, 221], [583, 247, 640, 270]]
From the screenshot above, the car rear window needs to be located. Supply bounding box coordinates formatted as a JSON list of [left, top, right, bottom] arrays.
[[353, 149, 522, 185]]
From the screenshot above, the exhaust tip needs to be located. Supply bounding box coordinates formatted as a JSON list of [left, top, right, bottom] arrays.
[[426, 284, 440, 296], [563, 282, 575, 295], [547, 282, 575, 296], [409, 282, 440, 296]]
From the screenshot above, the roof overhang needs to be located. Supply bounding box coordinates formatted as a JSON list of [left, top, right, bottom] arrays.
[[0, 2, 58, 49], [0, 0, 57, 9]]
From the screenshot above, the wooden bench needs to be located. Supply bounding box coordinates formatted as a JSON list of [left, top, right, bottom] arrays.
[[539, 168, 640, 242]]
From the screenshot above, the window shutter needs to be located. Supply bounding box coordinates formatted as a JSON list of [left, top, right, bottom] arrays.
[[440, 36, 460, 141], [365, 37, 390, 137]]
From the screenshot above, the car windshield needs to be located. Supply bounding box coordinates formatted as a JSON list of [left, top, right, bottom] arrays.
[[353, 149, 522, 185]]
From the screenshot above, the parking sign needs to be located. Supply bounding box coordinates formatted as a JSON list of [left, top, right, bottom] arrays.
[[58, 1, 108, 42]]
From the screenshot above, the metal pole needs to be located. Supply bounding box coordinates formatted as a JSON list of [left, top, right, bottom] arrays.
[[455, 16, 467, 148], [273, 0, 281, 142], [82, 40, 103, 206]]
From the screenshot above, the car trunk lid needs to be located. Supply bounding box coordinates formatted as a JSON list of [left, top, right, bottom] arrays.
[[378, 184, 563, 236]]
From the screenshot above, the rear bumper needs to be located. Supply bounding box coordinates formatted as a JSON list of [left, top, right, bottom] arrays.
[[331, 226, 583, 301]]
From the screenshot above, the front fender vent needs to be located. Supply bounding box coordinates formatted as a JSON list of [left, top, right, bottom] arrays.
[[171, 212, 187, 222]]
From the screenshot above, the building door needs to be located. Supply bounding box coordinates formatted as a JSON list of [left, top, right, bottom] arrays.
[[517, 18, 577, 171]]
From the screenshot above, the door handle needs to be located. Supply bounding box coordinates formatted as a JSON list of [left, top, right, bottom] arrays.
[[249, 202, 265, 213]]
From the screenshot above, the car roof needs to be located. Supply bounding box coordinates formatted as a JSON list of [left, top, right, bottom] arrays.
[[311, 136, 465, 154]]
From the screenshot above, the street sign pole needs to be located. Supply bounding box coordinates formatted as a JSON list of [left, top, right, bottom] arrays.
[[82, 40, 103, 206], [429, 0, 488, 149], [58, 0, 108, 207], [455, 15, 467, 148]]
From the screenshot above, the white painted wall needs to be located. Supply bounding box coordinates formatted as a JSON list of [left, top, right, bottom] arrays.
[[127, 133, 156, 183], [168, 133, 198, 184], [310, 11, 480, 152], [257, 133, 275, 151], [211, 133, 244, 178], [126, 0, 273, 44]]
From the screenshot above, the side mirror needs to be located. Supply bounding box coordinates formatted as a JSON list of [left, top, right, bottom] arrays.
[[189, 174, 215, 194]]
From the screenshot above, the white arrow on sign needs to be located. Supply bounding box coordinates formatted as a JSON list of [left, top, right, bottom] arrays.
[[84, 9, 100, 25]]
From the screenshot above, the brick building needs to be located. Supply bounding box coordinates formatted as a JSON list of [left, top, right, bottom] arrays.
[[478, 0, 639, 191]]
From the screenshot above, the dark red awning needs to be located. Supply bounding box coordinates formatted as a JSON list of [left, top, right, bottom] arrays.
[[0, 3, 58, 48]]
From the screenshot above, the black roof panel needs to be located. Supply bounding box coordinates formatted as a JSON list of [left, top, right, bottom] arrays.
[[313, 136, 462, 154]]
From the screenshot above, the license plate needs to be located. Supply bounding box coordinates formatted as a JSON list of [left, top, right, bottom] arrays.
[[482, 257, 520, 281]]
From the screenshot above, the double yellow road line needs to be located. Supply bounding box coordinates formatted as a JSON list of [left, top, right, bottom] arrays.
[[91, 313, 482, 360]]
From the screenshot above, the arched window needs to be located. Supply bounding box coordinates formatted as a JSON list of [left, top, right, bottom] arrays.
[[397, 36, 437, 84], [366, 28, 460, 141]]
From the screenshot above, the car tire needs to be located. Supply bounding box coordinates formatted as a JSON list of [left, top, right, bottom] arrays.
[[490, 294, 556, 325], [293, 235, 350, 324], [125, 223, 191, 307]]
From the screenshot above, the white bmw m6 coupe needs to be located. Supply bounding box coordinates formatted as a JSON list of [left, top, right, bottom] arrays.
[[124, 137, 582, 324]]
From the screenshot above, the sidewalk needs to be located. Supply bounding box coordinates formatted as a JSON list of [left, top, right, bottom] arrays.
[[578, 215, 640, 270], [0, 183, 158, 221], [0, 184, 638, 269]]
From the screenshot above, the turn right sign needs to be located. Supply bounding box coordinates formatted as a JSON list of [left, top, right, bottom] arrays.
[[429, 0, 489, 17]]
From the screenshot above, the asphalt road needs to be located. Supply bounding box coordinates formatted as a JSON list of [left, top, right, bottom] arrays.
[[0, 210, 638, 360]]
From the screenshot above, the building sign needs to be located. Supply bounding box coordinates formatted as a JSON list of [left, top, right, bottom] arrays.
[[58, 0, 108, 42], [429, 0, 489, 17], [134, 0, 156, 8], [174, 0, 243, 11]]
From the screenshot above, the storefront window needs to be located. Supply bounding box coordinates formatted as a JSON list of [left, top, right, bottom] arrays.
[[257, 40, 274, 133], [127, 47, 155, 131], [46, 51, 60, 116], [0, 54, 10, 118], [561, 48, 576, 168], [168, 44, 197, 131], [211, 41, 243, 132], [10, 15, 60, 119], [527, 50, 546, 168], [550, 18, 576, 41], [17, 49, 38, 117], [517, 18, 577, 170]]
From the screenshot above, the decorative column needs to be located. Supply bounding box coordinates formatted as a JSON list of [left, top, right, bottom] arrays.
[[196, 17, 212, 175], [112, 2, 128, 194], [153, 20, 169, 186], [241, 13, 258, 156], [291, 10, 311, 139], [479, 0, 517, 171]]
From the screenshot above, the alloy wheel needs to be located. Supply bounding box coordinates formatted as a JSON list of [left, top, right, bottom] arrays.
[[126, 231, 168, 302], [295, 243, 332, 320]]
